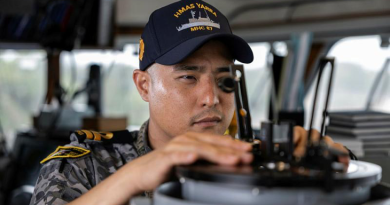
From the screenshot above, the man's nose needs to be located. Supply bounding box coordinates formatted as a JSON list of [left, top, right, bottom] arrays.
[[200, 77, 220, 108]]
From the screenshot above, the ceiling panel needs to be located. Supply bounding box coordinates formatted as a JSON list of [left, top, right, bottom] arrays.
[[115, 0, 390, 43]]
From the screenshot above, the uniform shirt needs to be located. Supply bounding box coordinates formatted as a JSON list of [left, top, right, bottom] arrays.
[[29, 121, 153, 205]]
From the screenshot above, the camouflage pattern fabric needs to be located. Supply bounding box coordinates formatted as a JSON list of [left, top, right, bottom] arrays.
[[30, 121, 153, 205]]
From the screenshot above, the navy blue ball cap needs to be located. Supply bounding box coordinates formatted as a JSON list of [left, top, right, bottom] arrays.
[[139, 0, 254, 71]]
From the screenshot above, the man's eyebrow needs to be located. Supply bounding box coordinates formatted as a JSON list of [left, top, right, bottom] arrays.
[[173, 65, 203, 72]]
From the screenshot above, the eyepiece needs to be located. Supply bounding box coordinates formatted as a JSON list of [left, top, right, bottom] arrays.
[[218, 77, 235, 93]]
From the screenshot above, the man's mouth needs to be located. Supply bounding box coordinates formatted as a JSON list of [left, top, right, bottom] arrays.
[[193, 116, 222, 127]]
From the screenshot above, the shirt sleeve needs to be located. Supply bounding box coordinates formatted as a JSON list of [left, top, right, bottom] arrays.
[[29, 156, 94, 205]]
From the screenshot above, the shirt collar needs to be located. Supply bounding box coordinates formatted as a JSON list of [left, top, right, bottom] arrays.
[[134, 120, 153, 157]]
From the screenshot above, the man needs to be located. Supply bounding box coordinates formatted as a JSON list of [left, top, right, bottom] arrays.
[[30, 0, 350, 205]]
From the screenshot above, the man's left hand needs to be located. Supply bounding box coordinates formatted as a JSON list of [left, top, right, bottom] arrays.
[[293, 126, 350, 169]]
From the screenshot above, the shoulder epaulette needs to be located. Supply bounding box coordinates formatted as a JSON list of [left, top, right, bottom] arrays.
[[40, 146, 90, 164], [73, 130, 135, 144]]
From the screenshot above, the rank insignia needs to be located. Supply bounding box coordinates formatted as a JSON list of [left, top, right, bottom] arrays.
[[40, 146, 90, 164], [72, 130, 134, 144], [75, 130, 114, 141]]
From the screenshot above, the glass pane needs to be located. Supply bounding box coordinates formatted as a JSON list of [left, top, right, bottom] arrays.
[[304, 36, 390, 130], [238, 43, 271, 128], [0, 49, 46, 148], [60, 46, 149, 129]]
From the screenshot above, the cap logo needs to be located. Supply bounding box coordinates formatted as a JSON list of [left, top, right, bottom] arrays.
[[139, 38, 145, 61], [174, 3, 220, 32]]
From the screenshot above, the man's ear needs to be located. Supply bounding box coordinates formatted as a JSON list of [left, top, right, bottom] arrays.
[[133, 69, 151, 102]]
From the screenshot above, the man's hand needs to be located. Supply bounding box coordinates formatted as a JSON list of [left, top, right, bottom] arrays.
[[127, 132, 253, 192], [293, 126, 350, 168]]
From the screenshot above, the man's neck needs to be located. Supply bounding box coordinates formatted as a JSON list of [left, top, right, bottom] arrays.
[[147, 119, 172, 150]]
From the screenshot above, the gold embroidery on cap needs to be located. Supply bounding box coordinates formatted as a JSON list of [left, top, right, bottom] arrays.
[[139, 38, 145, 61]]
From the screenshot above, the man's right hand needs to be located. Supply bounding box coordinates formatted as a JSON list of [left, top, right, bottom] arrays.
[[69, 132, 252, 205]]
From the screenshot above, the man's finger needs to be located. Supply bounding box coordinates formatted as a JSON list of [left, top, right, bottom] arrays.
[[293, 126, 305, 144], [332, 142, 349, 154], [185, 132, 252, 151], [293, 126, 308, 157], [307, 130, 322, 144], [294, 127, 321, 145], [322, 135, 334, 145], [165, 140, 251, 165], [338, 156, 350, 171]]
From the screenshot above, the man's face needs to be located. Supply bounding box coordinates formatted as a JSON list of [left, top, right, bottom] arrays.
[[146, 41, 235, 139]]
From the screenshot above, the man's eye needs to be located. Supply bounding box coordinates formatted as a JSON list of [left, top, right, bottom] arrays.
[[180, 75, 197, 81]]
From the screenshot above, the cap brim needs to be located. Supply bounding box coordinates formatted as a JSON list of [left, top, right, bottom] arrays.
[[155, 33, 254, 65]]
